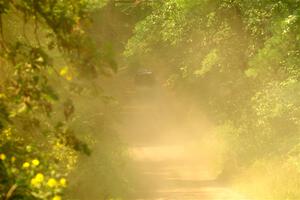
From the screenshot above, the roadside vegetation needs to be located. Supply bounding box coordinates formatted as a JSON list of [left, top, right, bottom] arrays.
[[0, 1, 131, 200], [125, 0, 300, 199]]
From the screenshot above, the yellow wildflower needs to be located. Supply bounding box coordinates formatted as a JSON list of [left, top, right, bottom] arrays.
[[47, 178, 57, 188], [35, 173, 44, 182], [0, 154, 6, 160], [32, 159, 39, 166], [52, 195, 62, 200], [59, 66, 68, 76], [59, 178, 67, 187], [11, 156, 16, 163], [22, 162, 30, 168], [30, 178, 39, 187], [31, 173, 44, 187]]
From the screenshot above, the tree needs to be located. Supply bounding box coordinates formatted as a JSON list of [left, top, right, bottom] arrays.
[[125, 0, 300, 198], [0, 0, 128, 199]]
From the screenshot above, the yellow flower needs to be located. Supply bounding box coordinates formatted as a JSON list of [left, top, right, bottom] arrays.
[[52, 195, 62, 200], [32, 159, 39, 166], [31, 173, 44, 187], [11, 156, 16, 163], [30, 178, 39, 187], [35, 173, 44, 182], [22, 162, 30, 168], [47, 178, 57, 188], [0, 154, 6, 160], [59, 178, 67, 187], [59, 66, 68, 76]]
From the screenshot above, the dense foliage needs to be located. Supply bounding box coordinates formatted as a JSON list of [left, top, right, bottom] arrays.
[[126, 0, 300, 199], [0, 0, 130, 200]]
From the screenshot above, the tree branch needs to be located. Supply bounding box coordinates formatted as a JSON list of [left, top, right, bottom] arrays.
[[5, 184, 17, 200]]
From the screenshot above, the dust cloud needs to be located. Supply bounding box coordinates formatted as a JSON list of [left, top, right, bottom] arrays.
[[66, 3, 250, 199], [96, 71, 246, 200]]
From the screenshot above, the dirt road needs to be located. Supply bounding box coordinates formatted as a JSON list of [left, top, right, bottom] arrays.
[[129, 145, 249, 200], [118, 86, 250, 200]]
